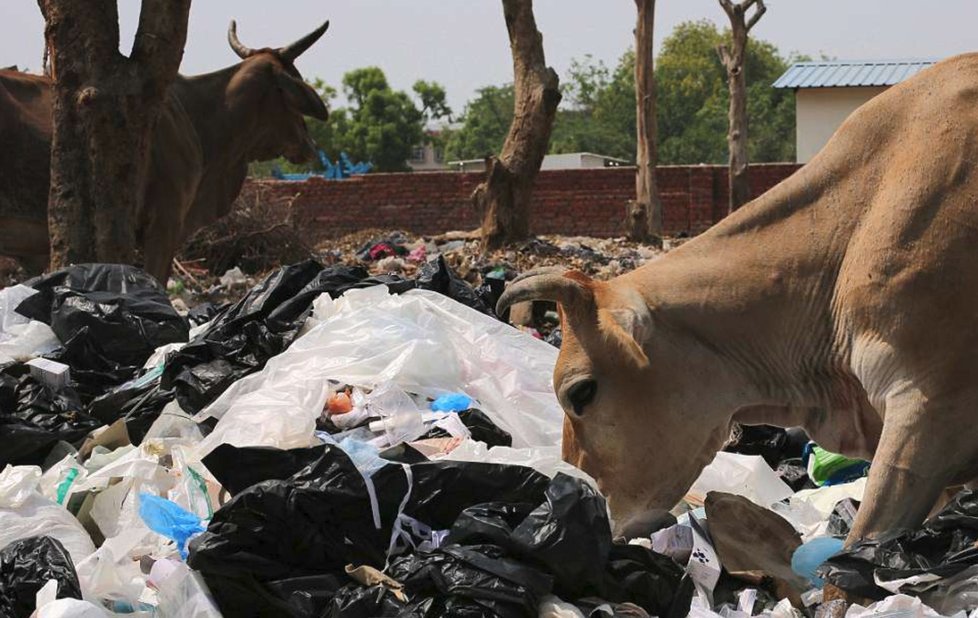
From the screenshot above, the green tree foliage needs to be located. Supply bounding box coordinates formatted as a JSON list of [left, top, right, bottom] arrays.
[[443, 85, 515, 162], [251, 68, 447, 175], [413, 80, 453, 122], [444, 20, 797, 165], [656, 20, 795, 164]]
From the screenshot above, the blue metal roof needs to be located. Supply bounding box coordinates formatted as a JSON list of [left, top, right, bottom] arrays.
[[773, 59, 938, 89]]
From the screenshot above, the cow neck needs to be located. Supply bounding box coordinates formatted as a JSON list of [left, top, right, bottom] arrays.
[[628, 161, 865, 415], [174, 63, 257, 172]]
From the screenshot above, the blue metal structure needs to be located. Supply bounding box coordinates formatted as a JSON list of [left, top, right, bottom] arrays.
[[773, 59, 937, 90], [271, 150, 373, 181]]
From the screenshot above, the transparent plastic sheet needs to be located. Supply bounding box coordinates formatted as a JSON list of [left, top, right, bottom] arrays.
[[686, 452, 794, 509], [194, 287, 564, 457], [0, 466, 95, 565]]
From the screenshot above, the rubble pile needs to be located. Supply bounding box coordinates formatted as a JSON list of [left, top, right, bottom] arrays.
[[1, 258, 977, 617]]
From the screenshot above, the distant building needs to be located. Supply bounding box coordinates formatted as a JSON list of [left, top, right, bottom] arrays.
[[407, 126, 456, 172], [407, 141, 447, 172], [774, 59, 937, 163], [448, 152, 630, 173]]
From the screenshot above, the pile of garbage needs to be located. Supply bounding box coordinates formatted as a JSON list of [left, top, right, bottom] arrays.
[[2, 259, 978, 617], [167, 230, 672, 315]]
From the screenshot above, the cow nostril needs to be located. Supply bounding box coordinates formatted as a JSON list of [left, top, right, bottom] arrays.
[[567, 379, 597, 416]]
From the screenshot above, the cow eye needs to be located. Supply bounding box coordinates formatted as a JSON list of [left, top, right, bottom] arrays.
[[567, 379, 597, 416]]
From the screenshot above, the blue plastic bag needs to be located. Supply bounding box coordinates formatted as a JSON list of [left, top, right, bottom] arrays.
[[792, 536, 845, 587], [139, 493, 206, 559], [430, 393, 473, 412]]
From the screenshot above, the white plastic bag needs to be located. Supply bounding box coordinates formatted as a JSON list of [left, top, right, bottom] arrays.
[[845, 594, 958, 618], [195, 287, 564, 455], [686, 452, 794, 509], [33, 597, 111, 618], [0, 465, 95, 565], [538, 595, 587, 618], [0, 284, 60, 363], [153, 560, 223, 618]]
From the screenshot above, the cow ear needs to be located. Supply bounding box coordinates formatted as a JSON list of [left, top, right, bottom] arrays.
[[596, 288, 652, 370], [276, 73, 328, 120]]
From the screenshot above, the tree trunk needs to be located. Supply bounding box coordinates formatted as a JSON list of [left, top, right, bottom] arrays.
[[717, 0, 765, 213], [726, 55, 749, 212], [37, 0, 190, 271], [627, 0, 663, 245], [474, 0, 561, 251]]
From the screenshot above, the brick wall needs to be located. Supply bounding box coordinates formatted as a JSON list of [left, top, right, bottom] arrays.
[[243, 163, 801, 240]]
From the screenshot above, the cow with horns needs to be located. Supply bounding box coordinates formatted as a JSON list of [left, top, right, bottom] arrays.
[[0, 20, 330, 281]]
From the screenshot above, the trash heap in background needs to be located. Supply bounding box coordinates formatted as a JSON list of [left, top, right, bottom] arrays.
[[1, 260, 977, 617]]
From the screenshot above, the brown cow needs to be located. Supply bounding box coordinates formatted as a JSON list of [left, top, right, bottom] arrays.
[[0, 20, 330, 282], [498, 52, 978, 545]]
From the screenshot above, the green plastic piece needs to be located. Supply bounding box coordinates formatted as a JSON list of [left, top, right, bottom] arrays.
[[807, 445, 866, 486], [56, 468, 79, 505]]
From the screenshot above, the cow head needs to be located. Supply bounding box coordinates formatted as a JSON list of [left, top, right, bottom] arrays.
[[498, 269, 731, 536], [227, 20, 330, 163]]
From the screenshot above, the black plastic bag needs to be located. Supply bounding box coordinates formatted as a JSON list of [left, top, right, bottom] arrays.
[[0, 536, 82, 618], [421, 409, 513, 448], [187, 302, 225, 327], [163, 261, 325, 413], [324, 584, 407, 618], [510, 473, 611, 595], [202, 443, 333, 496], [0, 363, 101, 467], [820, 489, 978, 599], [415, 256, 494, 317], [190, 445, 399, 617], [446, 502, 539, 548], [191, 446, 550, 617], [600, 543, 688, 617], [398, 461, 549, 531], [16, 264, 188, 372], [723, 424, 809, 468], [84, 366, 175, 444], [388, 544, 553, 618]]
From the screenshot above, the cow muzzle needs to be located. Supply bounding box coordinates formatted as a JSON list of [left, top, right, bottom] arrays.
[[286, 136, 318, 164]]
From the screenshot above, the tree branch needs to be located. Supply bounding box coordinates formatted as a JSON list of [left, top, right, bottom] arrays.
[[131, 0, 191, 87], [716, 44, 733, 70], [717, 0, 735, 17], [746, 0, 767, 32]]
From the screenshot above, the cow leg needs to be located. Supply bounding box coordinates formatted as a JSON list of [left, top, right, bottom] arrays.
[[845, 391, 956, 543], [142, 224, 180, 286]]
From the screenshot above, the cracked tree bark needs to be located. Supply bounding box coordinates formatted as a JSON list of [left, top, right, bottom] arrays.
[[473, 0, 561, 251], [626, 0, 663, 245], [37, 0, 190, 270], [717, 0, 766, 213]]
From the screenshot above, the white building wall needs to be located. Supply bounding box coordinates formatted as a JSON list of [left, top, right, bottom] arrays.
[[796, 86, 887, 163]]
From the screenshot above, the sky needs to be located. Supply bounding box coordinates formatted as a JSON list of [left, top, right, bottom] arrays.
[[2, 1, 976, 112]]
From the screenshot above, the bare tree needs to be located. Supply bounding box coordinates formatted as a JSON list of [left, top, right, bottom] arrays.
[[717, 0, 766, 212], [37, 0, 191, 268], [626, 0, 663, 245], [473, 0, 561, 251]]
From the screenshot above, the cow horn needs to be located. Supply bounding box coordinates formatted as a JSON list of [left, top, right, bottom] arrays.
[[278, 20, 330, 62], [228, 20, 257, 59], [496, 269, 592, 316]]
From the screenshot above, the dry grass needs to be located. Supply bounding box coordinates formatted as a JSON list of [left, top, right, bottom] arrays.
[[179, 183, 314, 275]]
